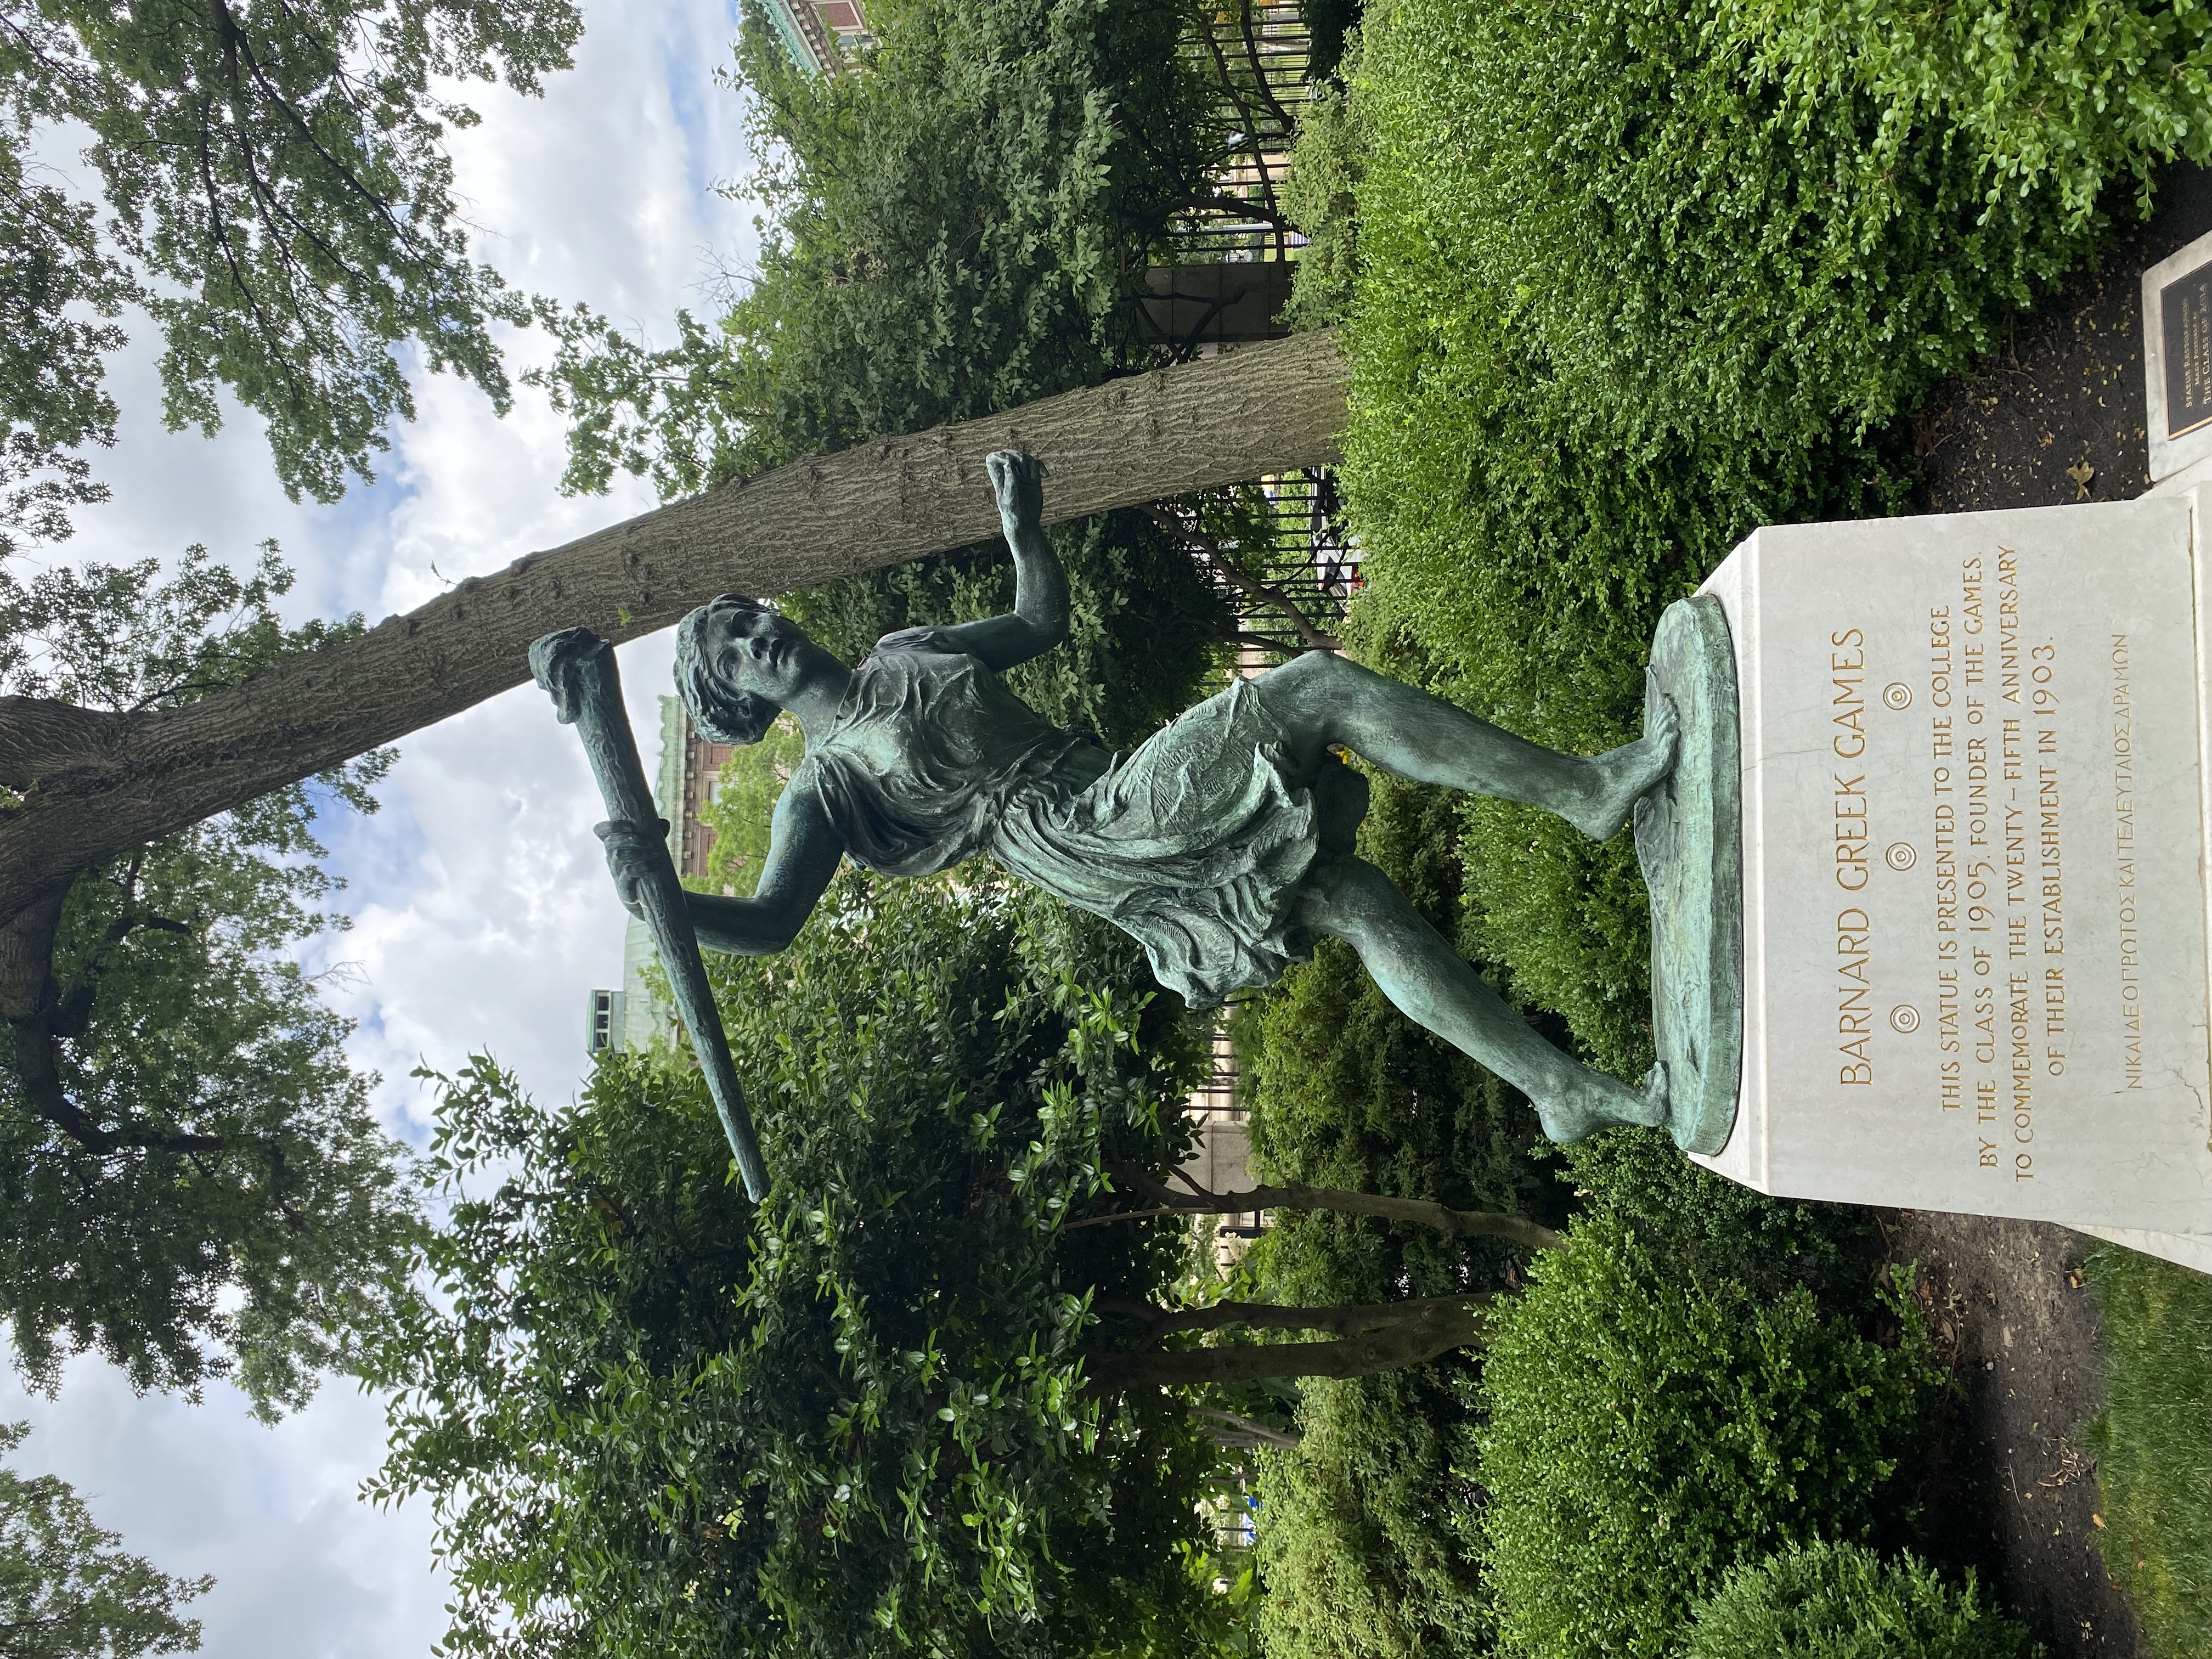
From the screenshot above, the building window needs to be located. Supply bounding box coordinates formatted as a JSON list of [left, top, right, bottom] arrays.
[[586, 988, 626, 1057]]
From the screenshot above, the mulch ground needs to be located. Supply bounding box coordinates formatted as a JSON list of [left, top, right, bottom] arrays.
[[1866, 159, 2212, 1659], [1880, 1211, 2142, 1657], [1915, 164, 2212, 515]]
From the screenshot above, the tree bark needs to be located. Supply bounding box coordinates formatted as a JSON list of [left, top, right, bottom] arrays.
[[1086, 1294, 1488, 1392], [0, 883, 69, 1108], [0, 701, 140, 793], [0, 330, 1348, 929], [1099, 1293, 1495, 1341]]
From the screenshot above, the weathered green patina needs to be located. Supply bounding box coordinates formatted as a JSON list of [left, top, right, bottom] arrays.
[[1637, 596, 1743, 1155], [560, 451, 1736, 1165]]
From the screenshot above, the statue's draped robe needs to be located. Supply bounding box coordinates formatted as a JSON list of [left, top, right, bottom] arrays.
[[792, 634, 1365, 1007]]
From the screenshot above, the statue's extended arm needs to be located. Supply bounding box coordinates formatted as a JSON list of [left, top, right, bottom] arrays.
[[603, 781, 843, 956], [909, 450, 1069, 672]]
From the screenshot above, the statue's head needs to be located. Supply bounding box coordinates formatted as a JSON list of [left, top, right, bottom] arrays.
[[676, 594, 789, 744]]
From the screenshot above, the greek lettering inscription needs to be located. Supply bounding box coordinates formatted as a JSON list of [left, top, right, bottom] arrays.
[[2113, 635, 2143, 1090]]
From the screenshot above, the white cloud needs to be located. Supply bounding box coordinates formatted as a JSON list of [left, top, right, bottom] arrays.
[[10, 1, 756, 1652], [308, 647, 673, 1141], [0, 1358, 442, 1659]]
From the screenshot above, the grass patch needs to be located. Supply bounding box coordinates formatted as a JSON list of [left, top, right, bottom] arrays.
[[2085, 1246, 2212, 1658]]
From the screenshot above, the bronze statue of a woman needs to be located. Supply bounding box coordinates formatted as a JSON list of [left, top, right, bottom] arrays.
[[602, 451, 1680, 1143]]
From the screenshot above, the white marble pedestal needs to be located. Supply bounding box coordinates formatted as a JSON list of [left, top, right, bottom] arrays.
[[1698, 495, 2212, 1272]]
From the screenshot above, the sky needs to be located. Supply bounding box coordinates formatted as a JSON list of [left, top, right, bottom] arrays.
[[0, 3, 758, 1651]]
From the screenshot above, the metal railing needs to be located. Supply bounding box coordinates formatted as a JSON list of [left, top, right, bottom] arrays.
[[1169, 0, 1319, 264]]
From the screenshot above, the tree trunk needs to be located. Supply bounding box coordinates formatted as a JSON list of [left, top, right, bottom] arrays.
[[1086, 1294, 1488, 1392], [0, 330, 1347, 930], [0, 883, 69, 1116]]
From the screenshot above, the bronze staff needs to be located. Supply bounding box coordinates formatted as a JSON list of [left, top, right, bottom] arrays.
[[530, 627, 769, 1200]]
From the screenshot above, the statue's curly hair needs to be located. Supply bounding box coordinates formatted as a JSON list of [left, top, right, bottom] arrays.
[[675, 594, 781, 745]]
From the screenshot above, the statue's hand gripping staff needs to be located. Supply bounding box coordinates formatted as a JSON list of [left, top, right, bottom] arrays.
[[530, 627, 769, 1201]]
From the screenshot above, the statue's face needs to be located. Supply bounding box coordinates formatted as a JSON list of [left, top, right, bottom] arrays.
[[706, 604, 821, 704]]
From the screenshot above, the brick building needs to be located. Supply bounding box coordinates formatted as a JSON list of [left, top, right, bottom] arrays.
[[760, 0, 872, 75]]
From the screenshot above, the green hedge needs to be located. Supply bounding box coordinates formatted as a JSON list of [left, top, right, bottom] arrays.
[[1548, 1127, 1865, 1304], [1328, 0, 2212, 1064], [1251, 1366, 1485, 1659], [1471, 1219, 1942, 1659], [1684, 1542, 2035, 1659], [1239, 2, 2212, 1650]]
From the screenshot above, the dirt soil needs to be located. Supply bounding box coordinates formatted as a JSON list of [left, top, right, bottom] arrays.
[[1871, 160, 2212, 1659], [1878, 1211, 2141, 1657], [1915, 164, 2212, 516]]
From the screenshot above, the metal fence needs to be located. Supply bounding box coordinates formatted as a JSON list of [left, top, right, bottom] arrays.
[[1169, 0, 1319, 265]]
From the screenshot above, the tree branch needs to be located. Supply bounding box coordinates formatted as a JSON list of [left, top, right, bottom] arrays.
[[1, 876, 224, 1158], [0, 880, 67, 1029], [1186, 1404, 1301, 1450], [1184, 188, 1294, 232], [192, 118, 308, 405], [1190, 10, 1285, 251], [1098, 1292, 1492, 1342], [0, 697, 143, 793], [1233, 0, 1300, 142], [1140, 505, 1339, 650], [1101, 1159, 1565, 1252], [1086, 1297, 1487, 1391], [210, 0, 418, 251], [1210, 627, 1307, 658]]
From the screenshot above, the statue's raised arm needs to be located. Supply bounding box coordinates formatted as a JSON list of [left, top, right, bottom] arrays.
[[878, 450, 1070, 672]]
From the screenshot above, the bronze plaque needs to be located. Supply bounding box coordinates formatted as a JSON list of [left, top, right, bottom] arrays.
[[2162, 263, 2212, 438]]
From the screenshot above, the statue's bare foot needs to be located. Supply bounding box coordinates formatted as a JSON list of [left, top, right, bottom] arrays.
[[1571, 690, 1680, 841], [1536, 1060, 1669, 1144]]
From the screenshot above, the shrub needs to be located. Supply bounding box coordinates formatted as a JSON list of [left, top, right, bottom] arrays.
[[1551, 1127, 1866, 1304], [1331, 0, 2212, 1064], [1684, 1541, 2035, 1659], [1471, 1217, 1943, 1659], [1252, 1367, 1486, 1659], [2084, 1245, 2212, 1659]]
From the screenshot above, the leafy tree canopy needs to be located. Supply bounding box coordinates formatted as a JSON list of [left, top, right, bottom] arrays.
[[0, 0, 585, 548], [535, 0, 1220, 498], [369, 871, 1231, 1659], [0, 548, 417, 1417], [0, 1420, 208, 1659], [698, 710, 806, 896], [533, 0, 1255, 742]]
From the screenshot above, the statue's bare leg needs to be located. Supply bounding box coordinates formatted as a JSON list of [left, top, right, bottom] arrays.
[[1294, 857, 1667, 1141], [1250, 650, 1677, 840]]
